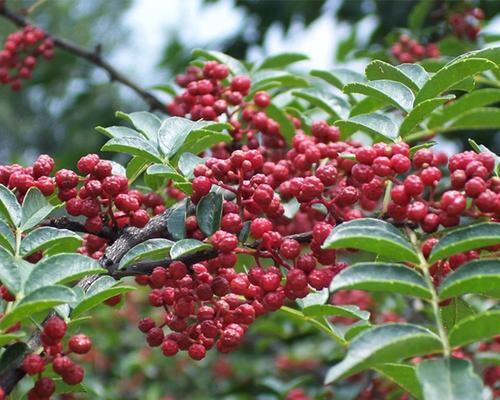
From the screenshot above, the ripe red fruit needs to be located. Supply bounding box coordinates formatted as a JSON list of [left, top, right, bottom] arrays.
[[62, 364, 84, 385], [22, 354, 45, 375], [192, 176, 212, 196], [146, 327, 164, 347], [33, 377, 55, 397], [250, 218, 273, 239], [161, 339, 179, 356], [55, 169, 79, 189], [188, 343, 207, 360], [280, 239, 301, 259], [77, 154, 100, 174], [138, 317, 155, 333], [403, 175, 424, 197], [230, 76, 251, 94], [253, 91, 271, 108], [68, 334, 92, 354], [43, 316, 67, 340]]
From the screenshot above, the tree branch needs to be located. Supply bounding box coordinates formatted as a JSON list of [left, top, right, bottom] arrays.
[[0, 1, 165, 111], [41, 216, 117, 241]]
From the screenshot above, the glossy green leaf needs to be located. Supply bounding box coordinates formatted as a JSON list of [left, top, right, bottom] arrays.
[[24, 254, 105, 294], [72, 276, 135, 317], [448, 310, 500, 347], [344, 320, 372, 341], [126, 156, 150, 182], [324, 324, 442, 383], [428, 222, 500, 263], [416, 358, 484, 400], [310, 68, 366, 91], [0, 331, 26, 347], [399, 96, 453, 136], [336, 113, 399, 143], [344, 80, 414, 112], [250, 71, 310, 93], [0, 219, 15, 254], [167, 200, 187, 241], [0, 247, 21, 294], [119, 238, 174, 269], [192, 48, 247, 76], [265, 103, 296, 146], [146, 164, 185, 182], [0, 342, 29, 374], [365, 60, 420, 93], [196, 192, 223, 236], [330, 262, 431, 299], [302, 304, 370, 320], [398, 64, 429, 89], [173, 129, 232, 161], [170, 239, 212, 260], [440, 107, 500, 131], [20, 187, 58, 231], [409, 141, 437, 156], [322, 218, 420, 263], [292, 89, 348, 120], [0, 285, 76, 329], [375, 363, 423, 399], [257, 52, 308, 70], [428, 89, 500, 129], [101, 136, 162, 163], [439, 259, 500, 300], [95, 125, 142, 139], [440, 299, 476, 331], [414, 58, 497, 104], [20, 227, 81, 257], [0, 184, 21, 227], [116, 110, 161, 141], [349, 96, 389, 117], [178, 153, 205, 179]]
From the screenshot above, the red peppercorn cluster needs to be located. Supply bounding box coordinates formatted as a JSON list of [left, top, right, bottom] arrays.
[[21, 316, 91, 399], [449, 7, 484, 40], [391, 34, 440, 63], [284, 388, 312, 400], [0, 25, 54, 91]]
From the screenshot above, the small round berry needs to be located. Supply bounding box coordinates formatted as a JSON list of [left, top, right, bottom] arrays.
[[253, 91, 271, 108], [62, 364, 84, 385], [280, 239, 301, 259], [161, 339, 179, 356], [403, 175, 424, 197], [188, 343, 206, 360], [68, 334, 92, 354], [33, 377, 55, 397], [43, 316, 67, 340], [250, 218, 273, 239], [22, 354, 44, 375], [192, 176, 212, 196]]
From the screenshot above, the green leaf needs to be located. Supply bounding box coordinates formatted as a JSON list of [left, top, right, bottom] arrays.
[[375, 363, 423, 400], [297, 288, 329, 308], [174, 129, 232, 160], [265, 103, 296, 146], [344, 80, 414, 112], [292, 89, 348, 120], [196, 192, 223, 237], [440, 299, 476, 331], [20, 227, 81, 257], [448, 310, 500, 347], [192, 48, 247, 76], [146, 164, 185, 182], [170, 239, 212, 260], [283, 198, 300, 219], [302, 304, 370, 320], [408, 0, 433, 31], [119, 238, 174, 269], [344, 320, 372, 341], [257, 52, 308, 70], [116, 111, 161, 141], [439, 259, 500, 300], [167, 201, 187, 241], [126, 156, 150, 182], [71, 276, 135, 318], [397, 64, 430, 89], [24, 254, 105, 294], [330, 262, 431, 299], [0, 184, 21, 227], [0, 247, 21, 294], [178, 153, 205, 179], [0, 285, 76, 330], [428, 88, 500, 129], [409, 141, 437, 156], [20, 188, 58, 232], [324, 324, 441, 384], [0, 331, 26, 347], [310, 68, 366, 91], [349, 96, 389, 117], [0, 219, 15, 254], [336, 113, 399, 143], [95, 126, 142, 139], [428, 222, 500, 264], [322, 218, 420, 264], [414, 58, 497, 104], [416, 358, 484, 400], [440, 107, 500, 131], [0, 342, 28, 374], [250, 71, 310, 93], [399, 96, 454, 136], [174, 181, 192, 195], [101, 136, 163, 163]]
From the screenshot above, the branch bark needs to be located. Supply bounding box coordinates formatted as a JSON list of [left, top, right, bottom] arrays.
[[0, 1, 165, 111]]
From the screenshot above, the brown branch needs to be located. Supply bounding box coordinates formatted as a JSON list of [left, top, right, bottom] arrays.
[[41, 216, 117, 241], [0, 1, 165, 111]]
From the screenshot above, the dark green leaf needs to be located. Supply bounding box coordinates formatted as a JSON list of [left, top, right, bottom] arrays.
[[250, 70, 309, 93], [416, 357, 484, 400], [408, 0, 433, 31], [116, 110, 161, 141], [126, 156, 150, 182], [196, 192, 223, 236], [399, 96, 453, 136], [330, 262, 431, 299], [428, 222, 500, 263], [101, 136, 162, 163], [20, 227, 81, 257], [344, 80, 415, 112], [448, 310, 500, 347], [0, 285, 76, 329], [158, 117, 212, 158], [167, 201, 187, 241], [310, 68, 366, 91], [0, 247, 21, 294], [324, 324, 441, 383], [350, 97, 389, 117], [95, 125, 143, 139], [322, 218, 420, 264], [0, 219, 15, 254], [0, 184, 21, 227], [344, 320, 372, 341], [175, 129, 232, 160], [71, 276, 135, 317], [0, 342, 29, 374], [440, 299, 476, 331], [24, 254, 105, 294], [20, 188, 58, 232], [146, 164, 185, 182], [292, 89, 348, 120], [440, 107, 500, 132], [265, 103, 296, 146], [414, 58, 497, 104], [192, 49, 247, 76], [303, 304, 370, 320], [439, 259, 500, 300], [178, 153, 205, 179], [0, 332, 26, 347], [119, 238, 174, 269], [336, 113, 399, 143], [257, 52, 308, 70], [170, 239, 212, 260], [375, 363, 423, 399]]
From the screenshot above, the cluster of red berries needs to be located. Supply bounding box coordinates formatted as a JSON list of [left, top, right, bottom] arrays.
[[285, 388, 312, 400], [0, 25, 54, 91], [449, 7, 484, 40], [20, 316, 91, 400], [391, 34, 440, 63]]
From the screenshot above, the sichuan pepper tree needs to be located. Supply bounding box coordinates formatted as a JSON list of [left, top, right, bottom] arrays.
[[0, 18, 500, 400]]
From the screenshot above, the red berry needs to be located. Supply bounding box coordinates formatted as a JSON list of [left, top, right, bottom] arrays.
[[161, 339, 179, 356], [188, 343, 206, 360], [250, 218, 273, 239], [22, 354, 44, 375], [62, 364, 84, 385], [68, 334, 92, 354], [43, 316, 67, 340]]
